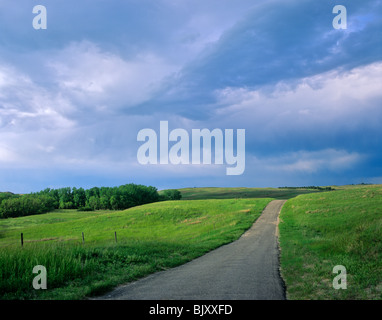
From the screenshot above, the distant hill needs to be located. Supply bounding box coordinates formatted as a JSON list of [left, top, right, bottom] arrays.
[[174, 187, 332, 200]]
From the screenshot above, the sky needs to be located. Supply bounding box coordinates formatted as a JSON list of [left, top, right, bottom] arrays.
[[0, 0, 381, 193]]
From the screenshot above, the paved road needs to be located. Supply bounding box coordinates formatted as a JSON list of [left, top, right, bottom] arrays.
[[96, 200, 287, 300]]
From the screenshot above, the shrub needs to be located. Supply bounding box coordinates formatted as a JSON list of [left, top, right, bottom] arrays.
[[161, 189, 182, 200], [77, 206, 94, 212]]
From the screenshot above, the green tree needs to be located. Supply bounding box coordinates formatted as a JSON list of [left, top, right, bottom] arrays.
[[73, 187, 86, 208], [88, 196, 100, 210], [109, 195, 120, 210]]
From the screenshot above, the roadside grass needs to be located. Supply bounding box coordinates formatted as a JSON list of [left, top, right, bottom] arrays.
[[279, 185, 382, 300], [178, 187, 328, 200], [0, 198, 272, 300]]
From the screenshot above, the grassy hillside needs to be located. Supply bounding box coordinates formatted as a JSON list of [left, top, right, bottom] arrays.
[[0, 198, 272, 300], [2, 184, 378, 300], [178, 187, 328, 200], [279, 184, 382, 300]]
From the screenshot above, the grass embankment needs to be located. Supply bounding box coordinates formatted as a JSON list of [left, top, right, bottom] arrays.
[[0, 198, 271, 300], [179, 187, 326, 200], [279, 185, 382, 300]]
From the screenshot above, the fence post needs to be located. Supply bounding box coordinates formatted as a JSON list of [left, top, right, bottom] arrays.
[[21, 233, 24, 248], [82, 232, 85, 244]]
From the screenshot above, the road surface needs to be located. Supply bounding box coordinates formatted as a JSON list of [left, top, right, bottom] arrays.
[[95, 199, 287, 300]]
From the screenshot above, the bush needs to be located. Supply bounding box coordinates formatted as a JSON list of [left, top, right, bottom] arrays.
[[77, 206, 94, 212], [0, 194, 56, 219], [161, 189, 182, 200]]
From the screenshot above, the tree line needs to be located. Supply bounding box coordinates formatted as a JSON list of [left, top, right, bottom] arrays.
[[278, 186, 334, 191], [0, 192, 56, 219], [0, 184, 182, 219]]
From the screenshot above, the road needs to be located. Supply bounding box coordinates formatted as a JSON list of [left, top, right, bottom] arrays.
[[95, 199, 287, 300]]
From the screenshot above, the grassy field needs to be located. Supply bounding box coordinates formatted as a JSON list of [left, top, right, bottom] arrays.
[[178, 187, 327, 200], [0, 198, 272, 300], [279, 184, 382, 300], [1, 184, 380, 300]]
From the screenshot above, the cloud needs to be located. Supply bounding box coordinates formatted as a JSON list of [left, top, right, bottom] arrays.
[[212, 61, 382, 154], [263, 149, 364, 173], [0, 64, 75, 132], [0, 145, 18, 163], [47, 41, 179, 111], [149, 0, 382, 118], [215, 61, 382, 115], [0, 0, 381, 192]]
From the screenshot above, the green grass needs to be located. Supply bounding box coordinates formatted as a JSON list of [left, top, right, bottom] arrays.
[[3, 184, 379, 300], [0, 198, 272, 300], [279, 185, 382, 300], [178, 187, 328, 200]]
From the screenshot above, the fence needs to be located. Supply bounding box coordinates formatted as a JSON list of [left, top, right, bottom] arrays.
[[19, 231, 119, 247]]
